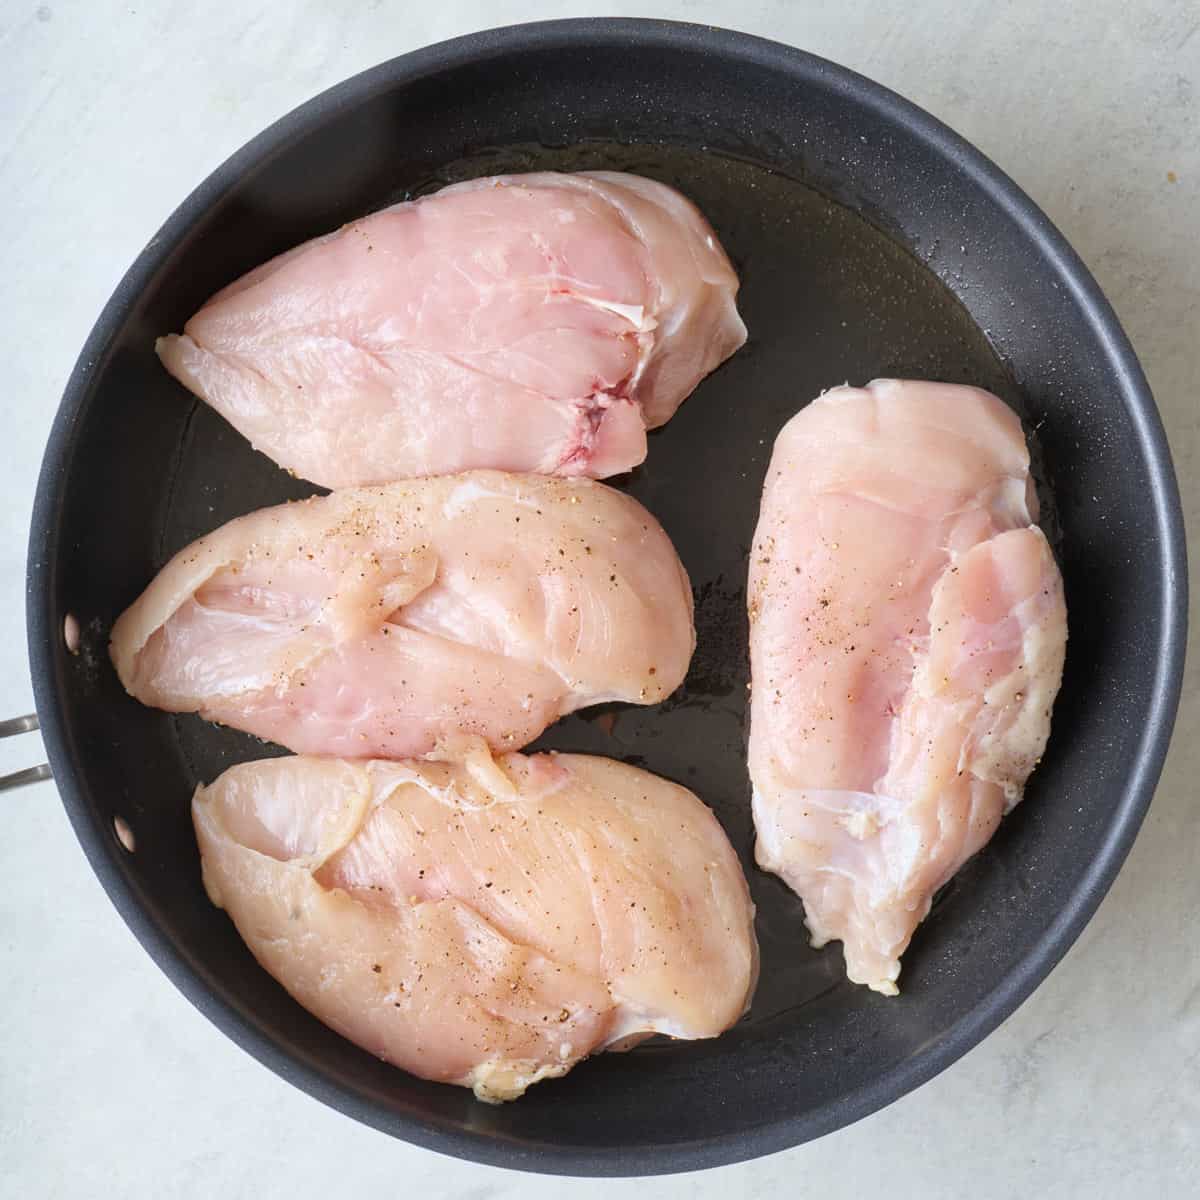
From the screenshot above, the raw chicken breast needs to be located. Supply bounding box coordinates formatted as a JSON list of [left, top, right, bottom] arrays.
[[748, 380, 1067, 995], [194, 739, 757, 1101], [157, 172, 747, 488], [111, 472, 694, 757]]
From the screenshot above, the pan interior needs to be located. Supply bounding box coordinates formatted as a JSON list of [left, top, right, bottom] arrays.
[[135, 141, 1022, 1126]]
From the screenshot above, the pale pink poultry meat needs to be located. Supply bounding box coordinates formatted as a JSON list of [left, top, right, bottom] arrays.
[[110, 472, 694, 757], [157, 172, 747, 488], [748, 379, 1067, 994], [194, 739, 757, 1101]]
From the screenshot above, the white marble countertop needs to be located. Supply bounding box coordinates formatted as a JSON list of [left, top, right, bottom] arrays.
[[2, 2, 1196, 1196]]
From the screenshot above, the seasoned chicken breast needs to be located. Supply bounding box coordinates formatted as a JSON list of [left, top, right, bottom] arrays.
[[111, 472, 694, 757], [748, 380, 1067, 994], [194, 740, 757, 1101], [157, 172, 746, 487]]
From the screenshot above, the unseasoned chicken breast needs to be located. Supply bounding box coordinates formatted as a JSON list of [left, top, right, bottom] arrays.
[[748, 380, 1067, 994], [194, 740, 757, 1101], [111, 472, 694, 757], [157, 172, 746, 488]]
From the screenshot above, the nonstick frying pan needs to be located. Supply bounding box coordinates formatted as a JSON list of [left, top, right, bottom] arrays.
[[21, 18, 1187, 1177]]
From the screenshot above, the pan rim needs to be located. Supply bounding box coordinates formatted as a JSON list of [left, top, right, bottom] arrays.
[[26, 16, 1188, 1177]]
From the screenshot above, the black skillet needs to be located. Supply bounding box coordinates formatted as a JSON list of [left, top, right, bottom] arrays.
[[21, 18, 1187, 1177]]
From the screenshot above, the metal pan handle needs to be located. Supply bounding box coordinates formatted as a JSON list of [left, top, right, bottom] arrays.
[[1, 714, 52, 791]]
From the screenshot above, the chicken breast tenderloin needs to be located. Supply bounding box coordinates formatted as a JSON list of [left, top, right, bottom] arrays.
[[111, 472, 694, 757], [157, 172, 747, 488], [748, 380, 1067, 995], [194, 740, 757, 1101]]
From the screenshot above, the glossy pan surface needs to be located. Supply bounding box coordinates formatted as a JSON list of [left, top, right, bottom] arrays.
[[27, 18, 1187, 1176]]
